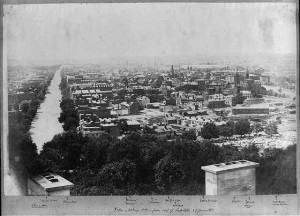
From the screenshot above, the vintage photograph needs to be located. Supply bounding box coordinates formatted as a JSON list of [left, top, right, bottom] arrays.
[[3, 2, 297, 197]]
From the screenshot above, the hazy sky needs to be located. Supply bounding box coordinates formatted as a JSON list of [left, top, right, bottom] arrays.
[[4, 2, 297, 64]]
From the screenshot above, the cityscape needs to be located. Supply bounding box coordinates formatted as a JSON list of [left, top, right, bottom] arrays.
[[3, 3, 297, 197]]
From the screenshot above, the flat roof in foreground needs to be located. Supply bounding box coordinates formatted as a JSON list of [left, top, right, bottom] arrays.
[[30, 173, 74, 192], [201, 160, 259, 174]]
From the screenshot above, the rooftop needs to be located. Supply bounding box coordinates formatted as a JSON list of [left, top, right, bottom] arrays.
[[127, 120, 141, 125], [30, 173, 74, 192], [201, 160, 259, 174]]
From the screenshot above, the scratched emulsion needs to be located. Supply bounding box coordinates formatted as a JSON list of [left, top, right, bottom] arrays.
[[4, 169, 23, 195], [259, 18, 274, 50]]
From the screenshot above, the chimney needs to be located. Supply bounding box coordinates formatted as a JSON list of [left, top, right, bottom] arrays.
[[201, 160, 259, 196]]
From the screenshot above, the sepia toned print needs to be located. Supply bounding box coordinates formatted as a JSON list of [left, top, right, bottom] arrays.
[[3, 2, 297, 200]]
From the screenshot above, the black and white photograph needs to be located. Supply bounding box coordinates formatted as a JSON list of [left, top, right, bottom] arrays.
[[1, 1, 298, 214]]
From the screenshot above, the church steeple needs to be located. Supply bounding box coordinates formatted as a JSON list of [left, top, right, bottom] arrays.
[[171, 65, 174, 76], [246, 68, 249, 79]]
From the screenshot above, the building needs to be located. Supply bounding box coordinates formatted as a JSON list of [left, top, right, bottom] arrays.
[[91, 107, 111, 118], [201, 160, 259, 195], [159, 84, 168, 95], [101, 123, 120, 137], [128, 102, 140, 115], [240, 90, 252, 99], [28, 173, 74, 196], [146, 103, 160, 109], [224, 95, 233, 106], [127, 120, 141, 131], [260, 75, 270, 85], [137, 96, 150, 108], [243, 98, 264, 106], [155, 125, 175, 139], [224, 87, 237, 95], [165, 98, 176, 106], [159, 105, 174, 113], [195, 79, 206, 91], [80, 126, 105, 138], [226, 75, 235, 83], [207, 100, 226, 109], [208, 82, 224, 94], [208, 94, 224, 101], [232, 107, 269, 115], [163, 116, 178, 124]]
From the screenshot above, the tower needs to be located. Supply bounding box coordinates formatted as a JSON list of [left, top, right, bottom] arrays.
[[246, 69, 249, 79], [171, 65, 174, 76]]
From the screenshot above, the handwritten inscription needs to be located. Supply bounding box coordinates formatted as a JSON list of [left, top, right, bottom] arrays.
[[165, 196, 181, 203], [244, 197, 255, 208], [114, 206, 214, 214], [199, 196, 217, 203], [126, 197, 138, 205], [149, 197, 160, 204], [272, 196, 287, 206], [113, 196, 216, 214], [32, 203, 47, 208], [29, 195, 292, 214], [40, 198, 58, 203], [232, 197, 241, 204]]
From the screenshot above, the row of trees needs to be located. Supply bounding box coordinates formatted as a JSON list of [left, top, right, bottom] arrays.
[[8, 68, 58, 174], [200, 119, 278, 139], [58, 99, 79, 131], [35, 130, 296, 195], [266, 89, 288, 98]]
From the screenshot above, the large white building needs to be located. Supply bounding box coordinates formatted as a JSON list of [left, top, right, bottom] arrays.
[[208, 94, 224, 101], [240, 90, 252, 99]]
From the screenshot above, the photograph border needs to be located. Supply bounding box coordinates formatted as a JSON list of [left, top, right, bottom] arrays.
[[1, 0, 299, 215]]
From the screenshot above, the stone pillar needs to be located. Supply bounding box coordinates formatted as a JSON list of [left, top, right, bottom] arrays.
[[201, 160, 259, 196]]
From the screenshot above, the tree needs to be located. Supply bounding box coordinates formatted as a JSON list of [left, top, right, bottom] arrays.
[[80, 136, 110, 170], [27, 107, 37, 119], [240, 143, 260, 162], [21, 103, 29, 113], [40, 131, 88, 172], [117, 89, 126, 100], [117, 119, 128, 134], [218, 125, 234, 138], [143, 126, 156, 135], [264, 122, 278, 137], [19, 135, 41, 174], [97, 158, 136, 194], [13, 103, 19, 111], [62, 117, 79, 131], [200, 122, 219, 139], [30, 98, 40, 109], [59, 99, 79, 131], [182, 130, 197, 141], [154, 156, 185, 193], [122, 78, 129, 89], [234, 119, 250, 137], [235, 92, 245, 104], [37, 92, 45, 100], [21, 117, 32, 132], [251, 122, 264, 136], [39, 148, 63, 174]]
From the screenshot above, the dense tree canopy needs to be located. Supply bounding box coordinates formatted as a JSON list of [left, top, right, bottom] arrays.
[[58, 99, 79, 131], [200, 122, 219, 139], [264, 122, 278, 137], [35, 128, 296, 196], [234, 118, 250, 137]]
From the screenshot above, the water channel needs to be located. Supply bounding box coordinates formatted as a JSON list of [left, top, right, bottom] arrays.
[[30, 68, 64, 152]]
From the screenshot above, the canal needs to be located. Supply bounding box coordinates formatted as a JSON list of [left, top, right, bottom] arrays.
[[30, 68, 64, 152]]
